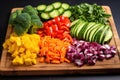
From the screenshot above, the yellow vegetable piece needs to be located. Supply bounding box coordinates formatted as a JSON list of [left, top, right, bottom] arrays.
[[3, 33, 40, 66], [24, 58, 32, 65]]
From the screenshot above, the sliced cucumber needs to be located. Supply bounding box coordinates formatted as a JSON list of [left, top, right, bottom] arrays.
[[62, 3, 70, 10], [45, 5, 54, 12], [52, 2, 62, 9], [58, 7, 64, 15], [62, 10, 71, 18], [41, 12, 50, 20], [37, 5, 47, 12], [49, 10, 59, 18]]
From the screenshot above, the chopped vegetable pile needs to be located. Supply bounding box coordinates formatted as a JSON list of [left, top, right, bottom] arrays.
[[39, 36, 70, 64], [70, 3, 111, 24], [2, 2, 116, 67], [67, 39, 116, 66], [3, 33, 40, 65]]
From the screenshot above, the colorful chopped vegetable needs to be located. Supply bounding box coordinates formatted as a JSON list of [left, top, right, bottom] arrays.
[[70, 3, 111, 24], [37, 16, 73, 43], [3, 33, 40, 65], [39, 36, 70, 64], [66, 38, 116, 66]]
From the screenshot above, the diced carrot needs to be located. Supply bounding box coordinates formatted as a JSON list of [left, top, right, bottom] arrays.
[[39, 57, 45, 63], [38, 36, 70, 64], [51, 60, 61, 64], [64, 58, 71, 63]]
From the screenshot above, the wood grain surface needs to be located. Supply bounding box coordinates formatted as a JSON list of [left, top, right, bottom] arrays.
[[0, 6, 120, 76]]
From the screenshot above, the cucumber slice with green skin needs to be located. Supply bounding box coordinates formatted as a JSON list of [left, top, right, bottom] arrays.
[[77, 22, 88, 39], [70, 19, 82, 37], [91, 24, 104, 42], [83, 22, 96, 40], [49, 10, 59, 18], [62, 10, 72, 18], [52, 2, 62, 9], [41, 12, 50, 20], [99, 25, 109, 44], [62, 3, 70, 10], [45, 5, 54, 12], [85, 23, 101, 41], [37, 5, 47, 12], [103, 28, 112, 44], [58, 7, 64, 15]]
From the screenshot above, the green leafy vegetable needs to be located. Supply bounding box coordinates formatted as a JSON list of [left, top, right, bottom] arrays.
[[70, 3, 111, 24]]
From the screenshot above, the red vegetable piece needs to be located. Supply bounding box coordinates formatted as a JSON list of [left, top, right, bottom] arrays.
[[46, 26, 53, 36], [54, 16, 60, 22], [59, 25, 69, 31], [51, 24, 58, 32]]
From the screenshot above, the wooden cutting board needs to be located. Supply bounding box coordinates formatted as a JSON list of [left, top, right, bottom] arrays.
[[0, 6, 120, 76]]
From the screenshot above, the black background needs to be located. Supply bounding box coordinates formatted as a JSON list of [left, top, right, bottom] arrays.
[[0, 0, 120, 80]]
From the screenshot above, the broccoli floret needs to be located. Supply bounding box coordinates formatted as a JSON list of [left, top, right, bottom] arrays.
[[22, 5, 38, 15], [9, 10, 22, 24], [31, 15, 43, 27], [9, 5, 43, 35], [13, 13, 31, 36]]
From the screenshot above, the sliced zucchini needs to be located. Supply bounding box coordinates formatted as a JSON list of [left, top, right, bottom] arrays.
[[49, 10, 59, 18], [41, 12, 50, 20], [62, 3, 70, 10], [37, 5, 47, 12], [45, 5, 54, 12], [62, 10, 71, 17], [52, 2, 62, 9]]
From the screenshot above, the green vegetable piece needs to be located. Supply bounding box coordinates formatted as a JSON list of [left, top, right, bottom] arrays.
[[31, 15, 43, 28], [22, 5, 38, 15], [70, 3, 111, 24], [13, 13, 31, 36], [9, 10, 22, 24]]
